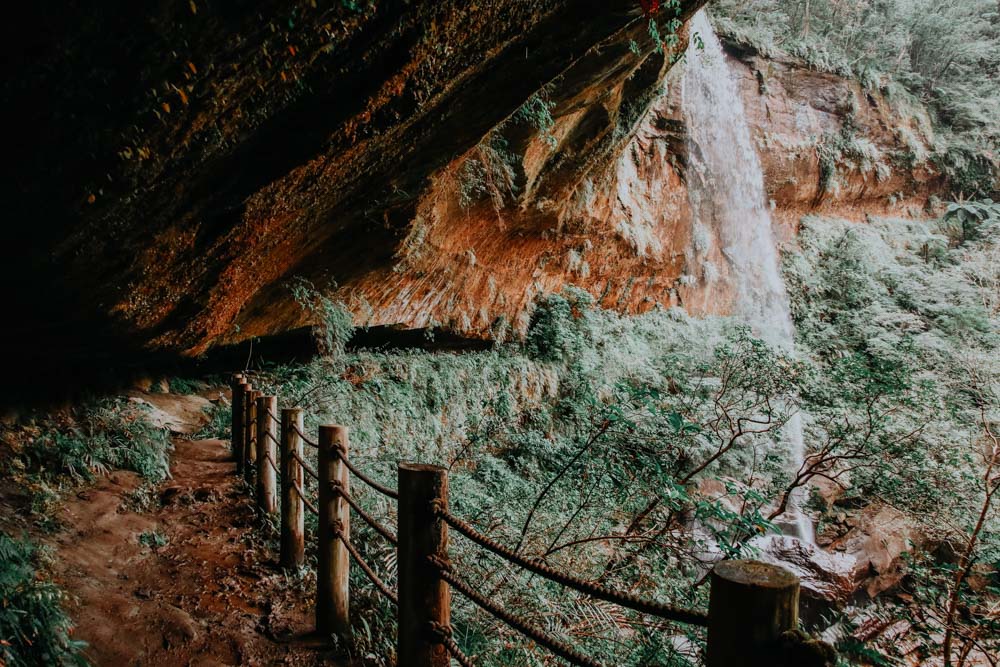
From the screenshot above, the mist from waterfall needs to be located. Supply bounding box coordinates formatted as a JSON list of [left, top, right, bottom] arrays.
[[681, 10, 813, 543]]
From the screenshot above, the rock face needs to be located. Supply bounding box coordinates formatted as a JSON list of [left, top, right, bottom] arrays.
[[353, 31, 942, 332], [3, 2, 943, 399], [4, 0, 706, 396], [755, 503, 925, 621]]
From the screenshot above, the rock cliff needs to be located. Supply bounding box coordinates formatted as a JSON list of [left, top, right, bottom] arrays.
[[3, 1, 943, 397]]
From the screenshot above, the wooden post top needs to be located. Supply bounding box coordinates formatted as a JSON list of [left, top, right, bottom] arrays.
[[398, 462, 447, 474], [712, 560, 799, 589]]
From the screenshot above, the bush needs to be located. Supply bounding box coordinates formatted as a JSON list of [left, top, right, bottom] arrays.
[[939, 198, 1000, 246], [0, 533, 87, 666], [26, 399, 172, 484]]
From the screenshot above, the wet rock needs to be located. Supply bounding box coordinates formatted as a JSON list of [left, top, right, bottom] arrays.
[[753, 502, 925, 622], [753, 535, 856, 612], [827, 503, 923, 598]]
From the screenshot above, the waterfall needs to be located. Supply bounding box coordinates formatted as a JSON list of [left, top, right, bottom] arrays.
[[681, 10, 813, 542]]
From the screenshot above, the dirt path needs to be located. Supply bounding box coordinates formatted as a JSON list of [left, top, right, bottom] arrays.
[[48, 397, 344, 666]]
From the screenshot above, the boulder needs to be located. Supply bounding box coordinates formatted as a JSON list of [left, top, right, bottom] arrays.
[[826, 503, 922, 598], [753, 535, 856, 614], [751, 502, 924, 622], [129, 392, 212, 435]]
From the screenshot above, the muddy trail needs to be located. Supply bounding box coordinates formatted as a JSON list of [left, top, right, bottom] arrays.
[[44, 392, 345, 666]]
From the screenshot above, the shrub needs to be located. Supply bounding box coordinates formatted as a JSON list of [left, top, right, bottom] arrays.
[[0, 533, 87, 666], [26, 399, 172, 484], [289, 277, 354, 358], [194, 401, 231, 440], [939, 198, 1000, 246]]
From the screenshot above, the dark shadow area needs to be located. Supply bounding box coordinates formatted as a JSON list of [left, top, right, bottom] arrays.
[[0, 321, 495, 413]]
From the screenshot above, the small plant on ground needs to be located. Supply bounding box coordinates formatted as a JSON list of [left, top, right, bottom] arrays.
[[138, 530, 168, 549]]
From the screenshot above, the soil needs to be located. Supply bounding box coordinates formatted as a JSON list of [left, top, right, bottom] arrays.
[[41, 393, 347, 666]]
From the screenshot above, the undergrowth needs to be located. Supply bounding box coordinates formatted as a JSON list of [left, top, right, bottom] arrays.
[[0, 533, 87, 666], [243, 208, 999, 664], [0, 396, 174, 666], [21, 399, 172, 485]]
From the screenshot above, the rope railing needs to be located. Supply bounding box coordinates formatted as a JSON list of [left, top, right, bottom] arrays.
[[292, 450, 319, 481], [229, 374, 811, 667], [262, 452, 280, 474], [293, 481, 319, 516], [334, 446, 399, 500], [430, 555, 605, 667], [429, 622, 475, 667], [337, 531, 398, 605], [332, 481, 398, 546], [290, 423, 320, 449], [435, 503, 708, 627], [265, 407, 282, 425]]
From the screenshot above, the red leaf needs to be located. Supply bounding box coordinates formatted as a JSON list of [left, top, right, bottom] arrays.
[[639, 0, 661, 17]]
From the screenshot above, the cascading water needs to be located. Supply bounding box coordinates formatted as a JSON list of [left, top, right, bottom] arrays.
[[681, 10, 813, 543]]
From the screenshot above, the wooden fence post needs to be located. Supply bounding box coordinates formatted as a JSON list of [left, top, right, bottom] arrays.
[[317, 425, 350, 635], [244, 390, 260, 484], [237, 383, 251, 476], [256, 395, 278, 514], [232, 381, 247, 464], [706, 559, 799, 667], [398, 463, 450, 667], [280, 408, 305, 568]]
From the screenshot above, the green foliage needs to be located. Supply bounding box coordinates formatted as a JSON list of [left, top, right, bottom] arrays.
[[647, 0, 686, 55], [712, 0, 1000, 196], [524, 288, 593, 362], [458, 133, 518, 211], [900, 550, 1000, 661], [289, 277, 354, 358], [514, 92, 557, 147], [816, 122, 891, 194], [25, 399, 172, 484], [138, 530, 168, 548], [253, 299, 806, 662], [934, 143, 1000, 199], [939, 198, 1000, 246], [249, 210, 998, 663], [0, 533, 87, 666], [786, 214, 999, 593], [195, 400, 231, 440]]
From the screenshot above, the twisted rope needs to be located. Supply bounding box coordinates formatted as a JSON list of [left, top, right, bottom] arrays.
[[293, 481, 319, 515], [265, 408, 282, 425], [290, 424, 319, 449], [332, 481, 398, 546], [334, 446, 399, 499], [430, 555, 604, 667], [336, 531, 398, 605], [263, 430, 281, 447], [262, 452, 280, 474], [291, 450, 319, 481], [429, 622, 475, 667], [435, 505, 708, 627]]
